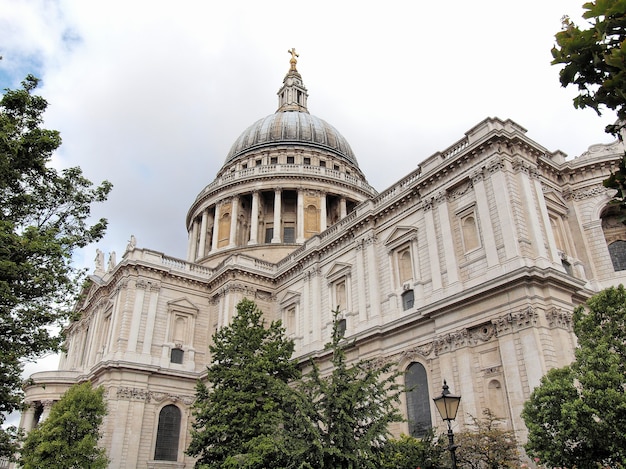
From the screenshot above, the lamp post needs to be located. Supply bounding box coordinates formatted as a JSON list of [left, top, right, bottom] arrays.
[[433, 380, 461, 469]]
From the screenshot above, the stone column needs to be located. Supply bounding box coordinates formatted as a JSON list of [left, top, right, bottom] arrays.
[[198, 209, 208, 258], [488, 158, 520, 260], [355, 239, 367, 322], [229, 196, 239, 248], [339, 197, 347, 219], [534, 176, 561, 264], [188, 219, 199, 262], [40, 400, 55, 421], [296, 188, 305, 243], [515, 160, 549, 265], [365, 232, 381, 319], [21, 403, 36, 433], [272, 189, 282, 243], [320, 192, 327, 232], [249, 191, 259, 245], [424, 199, 442, 291], [211, 204, 220, 251], [142, 284, 160, 355], [472, 170, 499, 268], [127, 280, 147, 353], [435, 192, 459, 285]]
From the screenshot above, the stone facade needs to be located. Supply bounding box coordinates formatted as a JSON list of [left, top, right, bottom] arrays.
[[21, 58, 626, 468]]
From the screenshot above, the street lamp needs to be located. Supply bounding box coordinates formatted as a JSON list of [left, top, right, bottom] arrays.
[[433, 380, 461, 469]]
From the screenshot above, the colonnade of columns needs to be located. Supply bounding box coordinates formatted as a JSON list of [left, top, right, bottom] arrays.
[[188, 188, 351, 262]]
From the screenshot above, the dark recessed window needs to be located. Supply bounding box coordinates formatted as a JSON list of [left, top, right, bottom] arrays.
[[320, 160, 326, 167], [402, 290, 415, 311], [242, 163, 247, 169], [170, 348, 184, 364], [256, 159, 262, 166], [154, 405, 181, 461], [334, 165, 340, 171], [337, 318, 347, 338], [304, 157, 311, 165], [270, 157, 278, 164], [287, 156, 295, 164], [265, 227, 274, 243], [284, 226, 295, 243], [406, 362, 432, 438]]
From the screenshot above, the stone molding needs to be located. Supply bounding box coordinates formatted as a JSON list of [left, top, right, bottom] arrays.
[[115, 386, 195, 405]]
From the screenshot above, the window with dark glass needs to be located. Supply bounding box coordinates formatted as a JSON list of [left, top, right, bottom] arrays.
[[405, 362, 432, 438], [265, 227, 274, 243], [402, 290, 414, 311], [304, 157, 311, 165], [320, 160, 326, 167], [337, 318, 347, 338], [609, 240, 626, 271], [170, 348, 184, 364], [287, 156, 294, 164], [270, 157, 278, 164], [283, 226, 295, 243], [154, 405, 181, 461]]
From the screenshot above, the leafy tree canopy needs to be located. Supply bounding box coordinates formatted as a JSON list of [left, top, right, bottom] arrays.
[[522, 285, 626, 468], [377, 432, 446, 469], [552, 0, 626, 134], [0, 75, 111, 456], [187, 299, 304, 469], [298, 308, 404, 469], [455, 409, 520, 469], [19, 381, 109, 469]]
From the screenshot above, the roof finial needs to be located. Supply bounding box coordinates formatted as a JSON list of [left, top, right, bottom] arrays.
[[288, 48, 299, 72]]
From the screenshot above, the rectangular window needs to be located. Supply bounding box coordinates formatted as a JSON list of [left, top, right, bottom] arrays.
[[287, 156, 295, 164], [284, 226, 295, 243], [265, 227, 274, 243], [270, 157, 278, 164], [304, 157, 311, 165], [320, 160, 326, 167]]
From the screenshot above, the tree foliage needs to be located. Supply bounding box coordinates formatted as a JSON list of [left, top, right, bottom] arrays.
[[551, 0, 626, 130], [19, 381, 108, 469], [298, 308, 404, 469], [187, 299, 304, 468], [455, 409, 520, 469], [0, 76, 111, 456], [377, 432, 446, 469], [522, 285, 626, 468]]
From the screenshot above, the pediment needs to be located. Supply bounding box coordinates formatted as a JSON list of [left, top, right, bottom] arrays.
[[544, 190, 569, 214], [167, 297, 199, 315], [383, 226, 418, 250], [325, 262, 352, 282], [280, 290, 301, 306]]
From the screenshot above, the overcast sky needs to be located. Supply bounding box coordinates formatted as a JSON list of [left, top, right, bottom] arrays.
[[0, 1, 619, 391]]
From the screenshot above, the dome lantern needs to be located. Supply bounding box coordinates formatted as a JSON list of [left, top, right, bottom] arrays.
[[276, 48, 309, 113]]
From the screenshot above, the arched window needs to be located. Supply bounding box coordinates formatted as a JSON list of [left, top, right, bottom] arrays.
[[154, 405, 181, 461], [405, 362, 432, 437], [461, 214, 479, 251], [398, 248, 413, 283]]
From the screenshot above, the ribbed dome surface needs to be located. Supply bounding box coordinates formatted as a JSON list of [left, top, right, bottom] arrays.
[[225, 111, 358, 167]]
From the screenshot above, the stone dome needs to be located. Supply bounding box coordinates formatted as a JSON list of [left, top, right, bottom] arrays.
[[224, 111, 358, 167]]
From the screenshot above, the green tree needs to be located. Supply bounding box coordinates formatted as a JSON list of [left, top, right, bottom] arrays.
[[551, 0, 626, 130], [378, 432, 447, 469], [187, 298, 305, 468], [522, 285, 626, 468], [299, 308, 404, 469], [0, 76, 111, 458], [19, 381, 108, 469], [455, 409, 520, 469]]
